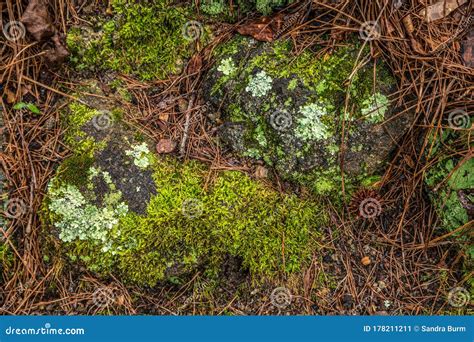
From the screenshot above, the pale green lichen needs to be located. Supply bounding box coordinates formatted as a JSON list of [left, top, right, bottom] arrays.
[[217, 57, 237, 76], [48, 182, 128, 248], [295, 103, 331, 141], [246, 70, 272, 97], [361, 92, 390, 123], [125, 143, 152, 169]]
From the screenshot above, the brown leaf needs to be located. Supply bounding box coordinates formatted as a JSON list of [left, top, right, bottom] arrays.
[[44, 34, 69, 64], [361, 256, 371, 266], [419, 0, 468, 22], [177, 98, 189, 113], [116, 295, 125, 306], [255, 165, 268, 179], [21, 0, 55, 41], [158, 112, 169, 122], [237, 17, 274, 42], [402, 15, 414, 34], [5, 88, 16, 104], [156, 139, 177, 154]]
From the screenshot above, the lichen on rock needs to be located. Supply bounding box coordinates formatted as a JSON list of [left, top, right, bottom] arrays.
[[425, 129, 473, 259], [204, 36, 413, 195], [42, 82, 327, 286], [200, 0, 291, 18]]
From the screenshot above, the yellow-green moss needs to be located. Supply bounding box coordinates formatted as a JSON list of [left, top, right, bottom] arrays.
[[67, 0, 201, 80], [46, 154, 326, 286], [43, 98, 328, 286]]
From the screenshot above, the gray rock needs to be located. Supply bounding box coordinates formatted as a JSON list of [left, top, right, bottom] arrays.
[[204, 36, 413, 192]]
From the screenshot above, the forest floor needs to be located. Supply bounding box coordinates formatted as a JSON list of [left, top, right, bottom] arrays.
[[0, 0, 472, 315]]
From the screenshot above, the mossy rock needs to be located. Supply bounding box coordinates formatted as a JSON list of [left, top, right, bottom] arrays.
[[425, 129, 473, 258], [66, 0, 203, 80], [204, 36, 413, 195], [42, 85, 327, 286], [199, 0, 291, 19]]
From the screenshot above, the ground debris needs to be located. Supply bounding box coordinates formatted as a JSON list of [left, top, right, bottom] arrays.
[[462, 29, 474, 68], [21, 0, 69, 64], [418, 0, 468, 22]]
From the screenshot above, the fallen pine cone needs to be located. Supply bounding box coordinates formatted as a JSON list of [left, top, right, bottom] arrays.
[[349, 188, 383, 220]]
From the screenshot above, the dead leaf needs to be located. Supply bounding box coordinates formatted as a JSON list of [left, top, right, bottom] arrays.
[[255, 165, 268, 179], [402, 15, 414, 34], [21, 0, 55, 41], [44, 34, 69, 64], [156, 139, 177, 154], [5, 88, 17, 104], [361, 256, 371, 266], [237, 17, 274, 42], [158, 112, 169, 122], [419, 0, 468, 22], [116, 295, 125, 306], [177, 98, 189, 113]]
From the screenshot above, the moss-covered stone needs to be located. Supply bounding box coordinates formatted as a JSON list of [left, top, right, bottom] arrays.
[[42, 89, 327, 286], [67, 0, 203, 80], [204, 36, 413, 195], [199, 0, 291, 19], [425, 129, 473, 258]]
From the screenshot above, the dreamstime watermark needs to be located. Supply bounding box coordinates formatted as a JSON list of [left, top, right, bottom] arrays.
[[359, 21, 381, 41], [393, 0, 404, 9], [269, 110, 292, 132], [270, 287, 292, 309], [2, 21, 26, 42], [182, 21, 203, 41], [3, 198, 27, 219], [435, 15, 474, 52], [181, 198, 204, 218], [359, 198, 382, 219], [5, 323, 85, 336], [447, 287, 470, 308], [92, 287, 115, 308], [92, 111, 112, 131], [447, 109, 471, 130]]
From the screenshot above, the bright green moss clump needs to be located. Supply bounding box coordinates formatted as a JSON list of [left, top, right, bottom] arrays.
[[44, 101, 326, 286], [67, 0, 199, 80], [200, 0, 291, 18], [425, 129, 473, 259], [47, 155, 325, 286]]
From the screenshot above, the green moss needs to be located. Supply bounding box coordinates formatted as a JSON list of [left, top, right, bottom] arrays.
[[426, 157, 473, 232], [211, 36, 396, 196], [46, 153, 326, 286], [425, 129, 473, 260], [199, 0, 291, 19], [360, 92, 390, 123], [67, 0, 201, 80]]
